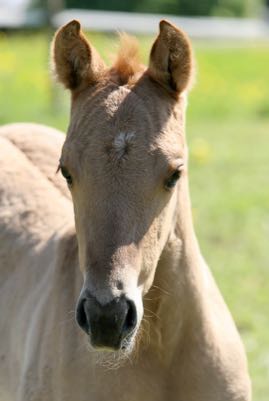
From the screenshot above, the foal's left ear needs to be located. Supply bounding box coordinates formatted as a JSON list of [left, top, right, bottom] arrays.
[[148, 20, 194, 95], [51, 20, 106, 91]]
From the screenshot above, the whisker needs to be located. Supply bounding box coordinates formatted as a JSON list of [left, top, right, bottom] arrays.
[[144, 307, 160, 320], [151, 284, 170, 296]]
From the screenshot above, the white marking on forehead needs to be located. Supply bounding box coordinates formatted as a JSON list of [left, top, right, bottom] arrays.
[[113, 132, 135, 159]]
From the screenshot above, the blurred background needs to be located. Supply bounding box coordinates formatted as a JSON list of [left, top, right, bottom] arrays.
[[0, 1, 268, 400]]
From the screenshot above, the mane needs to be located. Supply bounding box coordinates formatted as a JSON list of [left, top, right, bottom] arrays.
[[113, 33, 144, 85]]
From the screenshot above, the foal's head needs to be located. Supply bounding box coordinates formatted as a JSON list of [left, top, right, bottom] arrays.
[[52, 20, 194, 353]]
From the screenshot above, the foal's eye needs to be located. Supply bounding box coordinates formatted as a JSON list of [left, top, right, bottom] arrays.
[[60, 166, 73, 186], [165, 168, 182, 190]]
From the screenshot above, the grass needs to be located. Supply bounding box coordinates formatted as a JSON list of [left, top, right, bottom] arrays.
[[0, 30, 268, 400]]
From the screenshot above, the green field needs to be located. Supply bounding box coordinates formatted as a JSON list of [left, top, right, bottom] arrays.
[[0, 30, 268, 400]]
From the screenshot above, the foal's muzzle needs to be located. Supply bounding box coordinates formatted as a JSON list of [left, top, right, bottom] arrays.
[[76, 294, 137, 350]]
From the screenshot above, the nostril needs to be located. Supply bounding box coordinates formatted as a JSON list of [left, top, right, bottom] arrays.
[[76, 299, 89, 334], [123, 300, 137, 337]]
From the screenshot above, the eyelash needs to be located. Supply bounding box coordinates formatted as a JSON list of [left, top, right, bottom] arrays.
[[164, 168, 182, 190], [59, 165, 73, 186]]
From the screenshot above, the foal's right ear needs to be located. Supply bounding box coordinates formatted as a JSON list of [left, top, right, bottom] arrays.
[[51, 20, 106, 91]]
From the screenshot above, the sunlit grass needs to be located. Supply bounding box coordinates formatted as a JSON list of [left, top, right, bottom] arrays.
[[188, 118, 269, 401], [0, 30, 268, 401]]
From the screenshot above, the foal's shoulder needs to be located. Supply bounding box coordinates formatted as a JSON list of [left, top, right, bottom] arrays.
[[0, 127, 73, 246], [0, 123, 70, 200]]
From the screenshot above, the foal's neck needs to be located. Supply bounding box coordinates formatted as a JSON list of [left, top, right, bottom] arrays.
[[143, 176, 209, 359]]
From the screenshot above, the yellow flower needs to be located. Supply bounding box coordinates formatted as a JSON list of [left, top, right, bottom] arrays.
[[190, 138, 212, 164]]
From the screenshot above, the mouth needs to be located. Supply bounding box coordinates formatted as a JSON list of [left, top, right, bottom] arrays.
[[85, 332, 137, 369], [87, 327, 137, 354]]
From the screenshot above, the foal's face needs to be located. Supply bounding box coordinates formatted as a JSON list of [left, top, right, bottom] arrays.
[[53, 19, 193, 352]]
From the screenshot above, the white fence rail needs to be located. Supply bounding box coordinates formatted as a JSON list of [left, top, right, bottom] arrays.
[[52, 9, 269, 39], [0, 4, 269, 40]]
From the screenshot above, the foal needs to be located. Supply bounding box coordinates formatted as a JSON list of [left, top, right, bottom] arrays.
[[51, 19, 251, 400], [0, 20, 251, 401]]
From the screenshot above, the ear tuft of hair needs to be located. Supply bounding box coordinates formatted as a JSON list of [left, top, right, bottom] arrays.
[[63, 19, 81, 36], [113, 33, 143, 85]]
